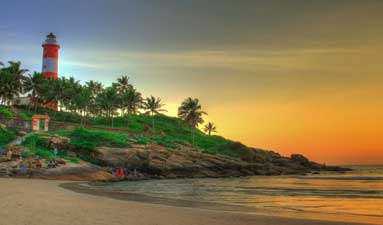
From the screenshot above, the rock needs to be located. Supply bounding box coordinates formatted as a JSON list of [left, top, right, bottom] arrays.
[[56, 159, 66, 165], [67, 151, 77, 157], [0, 123, 7, 131], [40, 135, 71, 150], [17, 130, 28, 136], [290, 154, 310, 166]]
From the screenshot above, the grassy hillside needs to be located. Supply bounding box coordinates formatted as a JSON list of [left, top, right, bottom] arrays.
[[11, 106, 258, 160], [0, 128, 16, 147]]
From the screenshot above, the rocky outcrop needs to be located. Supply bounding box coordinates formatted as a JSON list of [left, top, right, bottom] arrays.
[[0, 133, 350, 181], [92, 144, 350, 179]]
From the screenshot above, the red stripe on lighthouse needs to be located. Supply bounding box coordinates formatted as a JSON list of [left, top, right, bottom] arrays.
[[43, 45, 59, 58], [42, 33, 60, 111]]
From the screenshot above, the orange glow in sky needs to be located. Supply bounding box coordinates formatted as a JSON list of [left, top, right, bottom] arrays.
[[2, 1, 382, 165]]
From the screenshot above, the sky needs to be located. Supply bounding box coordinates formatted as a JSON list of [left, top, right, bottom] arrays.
[[1, 0, 382, 165]]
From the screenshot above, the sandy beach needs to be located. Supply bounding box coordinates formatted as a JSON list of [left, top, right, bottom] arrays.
[[0, 178, 373, 225]]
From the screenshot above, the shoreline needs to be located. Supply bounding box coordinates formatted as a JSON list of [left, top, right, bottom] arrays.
[[0, 178, 375, 225], [61, 181, 382, 225]]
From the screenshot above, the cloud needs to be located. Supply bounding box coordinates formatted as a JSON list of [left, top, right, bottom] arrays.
[[58, 46, 378, 76]]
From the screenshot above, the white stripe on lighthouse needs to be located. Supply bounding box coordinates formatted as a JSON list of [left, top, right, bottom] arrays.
[[42, 57, 58, 73]]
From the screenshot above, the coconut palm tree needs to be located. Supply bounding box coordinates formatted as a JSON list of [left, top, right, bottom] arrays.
[[178, 97, 207, 144], [72, 85, 92, 124], [142, 95, 167, 132], [41, 77, 70, 111], [204, 122, 217, 135], [96, 86, 120, 127], [115, 75, 132, 93], [23, 72, 46, 110], [0, 70, 19, 105], [6, 61, 28, 82], [124, 88, 142, 115], [85, 80, 103, 117], [86, 80, 103, 97], [0, 61, 28, 106]]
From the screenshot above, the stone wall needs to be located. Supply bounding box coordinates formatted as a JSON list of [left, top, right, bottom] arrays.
[[0, 117, 32, 132], [1, 116, 150, 135]]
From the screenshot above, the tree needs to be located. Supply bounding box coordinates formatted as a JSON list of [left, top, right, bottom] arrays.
[[0, 61, 28, 106], [86, 80, 103, 117], [115, 75, 132, 93], [63, 77, 81, 112], [204, 122, 217, 135], [142, 95, 167, 132], [86, 80, 103, 97], [96, 86, 120, 127], [23, 72, 46, 110], [72, 85, 92, 124], [120, 88, 142, 116], [178, 98, 207, 144], [0, 70, 19, 105]]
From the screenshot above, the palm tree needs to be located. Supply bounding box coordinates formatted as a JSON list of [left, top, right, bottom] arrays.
[[122, 88, 142, 115], [0, 61, 28, 106], [41, 77, 70, 111], [0, 70, 19, 105], [72, 86, 92, 124], [115, 75, 132, 93], [178, 97, 207, 145], [204, 122, 217, 135], [142, 95, 167, 132], [86, 80, 103, 97], [86, 80, 103, 117], [96, 86, 120, 127], [23, 72, 46, 110]]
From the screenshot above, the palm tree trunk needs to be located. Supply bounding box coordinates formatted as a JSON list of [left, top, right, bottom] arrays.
[[152, 113, 155, 133], [190, 126, 193, 144], [192, 128, 195, 145]]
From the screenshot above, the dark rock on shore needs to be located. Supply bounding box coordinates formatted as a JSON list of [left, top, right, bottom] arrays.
[[92, 144, 350, 179]]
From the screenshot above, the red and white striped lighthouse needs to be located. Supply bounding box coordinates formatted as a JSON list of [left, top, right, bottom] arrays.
[[42, 33, 60, 110], [42, 33, 60, 79]]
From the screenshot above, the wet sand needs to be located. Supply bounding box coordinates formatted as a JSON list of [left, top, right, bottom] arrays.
[[0, 178, 373, 225]]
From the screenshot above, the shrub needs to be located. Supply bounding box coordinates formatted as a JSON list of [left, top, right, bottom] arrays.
[[0, 107, 13, 118], [68, 127, 131, 151], [0, 128, 16, 147]]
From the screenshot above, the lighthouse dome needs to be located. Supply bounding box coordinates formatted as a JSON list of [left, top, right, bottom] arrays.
[[43, 32, 59, 45]]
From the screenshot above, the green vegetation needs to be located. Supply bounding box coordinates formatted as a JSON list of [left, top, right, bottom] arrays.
[[22, 134, 79, 163], [0, 106, 14, 118], [142, 95, 167, 132], [178, 98, 207, 144], [0, 128, 16, 147], [204, 122, 217, 136], [1, 60, 256, 161], [60, 127, 131, 151]]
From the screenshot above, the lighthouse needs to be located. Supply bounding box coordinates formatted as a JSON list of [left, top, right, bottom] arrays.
[[42, 33, 60, 110], [42, 33, 60, 79]]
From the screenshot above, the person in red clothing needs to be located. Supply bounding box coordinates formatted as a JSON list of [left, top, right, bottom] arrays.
[[119, 168, 124, 177]]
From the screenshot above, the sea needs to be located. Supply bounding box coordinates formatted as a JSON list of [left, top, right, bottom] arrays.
[[86, 165, 383, 224]]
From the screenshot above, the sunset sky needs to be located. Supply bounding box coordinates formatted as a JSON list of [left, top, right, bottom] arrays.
[[1, 0, 382, 164]]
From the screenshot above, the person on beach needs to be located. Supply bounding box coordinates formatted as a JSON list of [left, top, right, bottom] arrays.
[[119, 168, 124, 177]]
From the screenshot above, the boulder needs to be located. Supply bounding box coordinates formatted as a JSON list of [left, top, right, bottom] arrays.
[[290, 154, 310, 166], [0, 123, 7, 131]]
